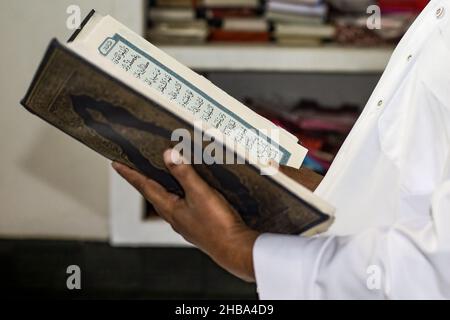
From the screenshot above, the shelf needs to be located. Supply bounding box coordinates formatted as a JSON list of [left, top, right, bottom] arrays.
[[159, 45, 394, 73]]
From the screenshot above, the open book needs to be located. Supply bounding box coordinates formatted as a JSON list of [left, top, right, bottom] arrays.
[[21, 10, 334, 235]]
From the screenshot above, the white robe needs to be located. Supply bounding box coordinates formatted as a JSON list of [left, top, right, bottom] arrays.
[[253, 0, 450, 299]]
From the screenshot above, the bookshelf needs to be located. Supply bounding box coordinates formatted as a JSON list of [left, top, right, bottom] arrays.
[[160, 45, 393, 73]]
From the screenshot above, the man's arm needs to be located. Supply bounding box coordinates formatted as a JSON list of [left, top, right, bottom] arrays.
[[113, 149, 450, 299], [112, 149, 322, 282]]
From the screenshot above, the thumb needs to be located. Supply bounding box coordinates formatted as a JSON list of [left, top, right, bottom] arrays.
[[163, 149, 212, 197]]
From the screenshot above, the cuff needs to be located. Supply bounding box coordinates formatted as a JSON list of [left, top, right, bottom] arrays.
[[253, 233, 327, 300], [432, 180, 450, 249]]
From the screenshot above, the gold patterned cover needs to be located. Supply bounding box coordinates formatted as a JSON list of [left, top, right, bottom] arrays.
[[21, 40, 329, 234]]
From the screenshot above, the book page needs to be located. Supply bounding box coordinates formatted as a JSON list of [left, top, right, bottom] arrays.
[[67, 13, 308, 168]]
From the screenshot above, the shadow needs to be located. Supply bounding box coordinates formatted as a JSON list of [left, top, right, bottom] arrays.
[[18, 125, 109, 218]]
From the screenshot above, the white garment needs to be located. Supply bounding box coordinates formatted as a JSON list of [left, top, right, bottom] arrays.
[[254, 0, 450, 300]]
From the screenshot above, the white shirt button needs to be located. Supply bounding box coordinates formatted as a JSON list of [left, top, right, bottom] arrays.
[[377, 100, 383, 107], [436, 7, 445, 19], [407, 54, 413, 61]]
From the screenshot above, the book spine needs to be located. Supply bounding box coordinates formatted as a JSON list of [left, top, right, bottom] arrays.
[[68, 9, 96, 42]]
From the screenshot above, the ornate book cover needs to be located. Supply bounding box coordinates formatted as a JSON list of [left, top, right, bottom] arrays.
[[21, 40, 332, 235]]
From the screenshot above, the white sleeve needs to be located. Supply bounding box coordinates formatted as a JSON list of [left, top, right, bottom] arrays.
[[253, 181, 450, 300]]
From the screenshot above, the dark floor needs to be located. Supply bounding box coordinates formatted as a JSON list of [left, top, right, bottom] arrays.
[[0, 239, 257, 299]]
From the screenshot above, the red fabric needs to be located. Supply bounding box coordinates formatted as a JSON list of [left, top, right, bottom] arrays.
[[378, 0, 429, 13]]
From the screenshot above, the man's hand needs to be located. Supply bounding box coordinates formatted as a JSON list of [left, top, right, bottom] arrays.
[[112, 149, 324, 283], [112, 149, 259, 282]]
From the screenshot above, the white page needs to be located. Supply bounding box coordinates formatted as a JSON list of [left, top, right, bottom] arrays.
[[67, 13, 308, 168]]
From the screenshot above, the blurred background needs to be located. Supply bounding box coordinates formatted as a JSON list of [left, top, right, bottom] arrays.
[[0, 0, 429, 299]]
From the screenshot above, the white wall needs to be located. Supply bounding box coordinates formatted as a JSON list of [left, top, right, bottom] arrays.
[[0, 0, 143, 240]]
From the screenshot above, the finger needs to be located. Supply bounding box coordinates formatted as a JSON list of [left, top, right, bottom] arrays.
[[112, 162, 178, 217], [163, 149, 213, 197]]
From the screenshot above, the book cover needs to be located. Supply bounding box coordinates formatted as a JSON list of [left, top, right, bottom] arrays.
[[21, 11, 334, 235], [21, 40, 332, 235]]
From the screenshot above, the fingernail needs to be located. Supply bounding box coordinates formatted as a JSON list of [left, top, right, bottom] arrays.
[[164, 149, 183, 165], [111, 162, 121, 171], [268, 159, 279, 168]]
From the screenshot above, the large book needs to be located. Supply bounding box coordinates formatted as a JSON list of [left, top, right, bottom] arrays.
[[21, 10, 334, 235]]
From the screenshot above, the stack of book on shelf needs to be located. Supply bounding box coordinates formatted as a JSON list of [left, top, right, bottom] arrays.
[[201, 0, 270, 43], [146, 0, 430, 47], [147, 0, 208, 44], [330, 0, 429, 46], [267, 0, 335, 46], [251, 99, 360, 174]]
